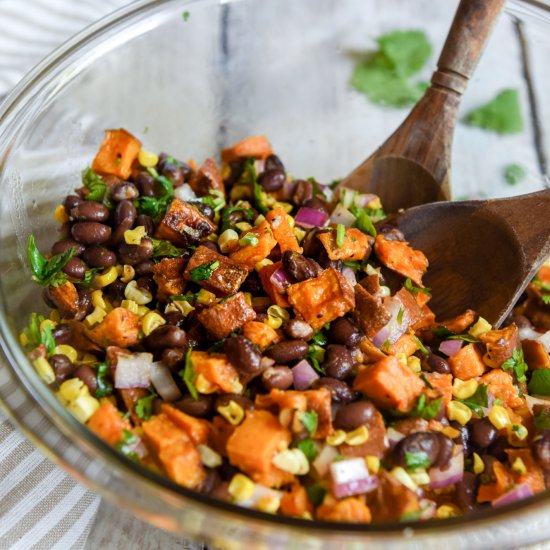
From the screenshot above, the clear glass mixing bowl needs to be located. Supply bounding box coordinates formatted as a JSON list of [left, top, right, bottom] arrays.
[[0, 0, 549, 547]]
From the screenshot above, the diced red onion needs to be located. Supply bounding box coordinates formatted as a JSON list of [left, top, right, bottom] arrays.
[[114, 353, 153, 389], [292, 359, 319, 390], [419, 499, 437, 520], [525, 393, 550, 413], [372, 298, 409, 348], [341, 266, 357, 287], [387, 427, 405, 449], [295, 207, 329, 229], [519, 327, 541, 341], [330, 458, 379, 498], [151, 362, 182, 402], [269, 268, 292, 292], [328, 204, 356, 228], [439, 339, 463, 357], [313, 444, 339, 477], [353, 193, 377, 208], [538, 330, 550, 353], [429, 446, 464, 490], [173, 183, 197, 202], [492, 482, 534, 508]]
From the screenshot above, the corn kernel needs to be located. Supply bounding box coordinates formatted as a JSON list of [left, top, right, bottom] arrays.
[[469, 317, 492, 338], [121, 299, 139, 314], [230, 185, 251, 201], [40, 319, 56, 332], [85, 306, 107, 327], [235, 222, 253, 232], [243, 292, 253, 306], [326, 430, 347, 446], [286, 214, 295, 228], [345, 426, 369, 446], [265, 316, 282, 330], [217, 400, 245, 426], [447, 401, 472, 425], [254, 215, 266, 226], [141, 311, 166, 336], [273, 202, 292, 213], [272, 449, 309, 475], [489, 405, 511, 430], [195, 374, 216, 394], [473, 452, 485, 474], [197, 444, 223, 468], [231, 378, 244, 395], [78, 353, 97, 365], [228, 474, 255, 502], [33, 357, 55, 384], [256, 494, 281, 514], [407, 355, 421, 373], [278, 408, 294, 428], [367, 197, 382, 210], [91, 290, 107, 310], [138, 149, 159, 167], [166, 300, 195, 317], [441, 426, 461, 439], [218, 229, 239, 253], [378, 285, 391, 298], [54, 204, 69, 224], [197, 289, 217, 306], [121, 265, 135, 283], [365, 455, 380, 474], [509, 423, 528, 441], [136, 305, 150, 317], [396, 352, 408, 367], [293, 227, 306, 243], [124, 226, 147, 245], [255, 258, 274, 272], [19, 332, 29, 346], [267, 305, 290, 321], [94, 266, 118, 288], [390, 467, 417, 492], [68, 393, 100, 423], [452, 378, 478, 400], [207, 233, 219, 242], [58, 378, 85, 403], [512, 457, 527, 475], [435, 504, 460, 519], [409, 469, 430, 486], [124, 280, 152, 305], [54, 345, 78, 364]]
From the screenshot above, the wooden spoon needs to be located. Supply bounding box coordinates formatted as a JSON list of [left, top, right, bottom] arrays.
[[389, 189, 550, 327], [341, 0, 505, 213]]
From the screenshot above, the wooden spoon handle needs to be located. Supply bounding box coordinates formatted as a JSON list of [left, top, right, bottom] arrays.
[[431, 0, 505, 95]]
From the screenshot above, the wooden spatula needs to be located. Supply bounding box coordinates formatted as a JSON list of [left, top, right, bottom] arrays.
[[341, 0, 505, 213], [390, 189, 550, 327]]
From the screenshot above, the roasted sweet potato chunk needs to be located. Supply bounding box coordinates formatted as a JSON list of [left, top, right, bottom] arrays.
[[47, 282, 80, 319], [88, 307, 141, 348], [221, 135, 273, 164], [522, 339, 550, 370], [479, 324, 520, 368], [352, 285, 390, 339], [155, 198, 216, 247], [188, 157, 224, 197], [265, 207, 302, 253], [317, 227, 373, 262], [153, 257, 186, 296], [184, 245, 248, 296], [191, 351, 242, 394], [448, 343, 486, 380], [91, 128, 141, 180], [480, 369, 524, 409], [229, 221, 278, 271], [370, 471, 419, 522], [87, 400, 131, 445], [316, 497, 372, 523]]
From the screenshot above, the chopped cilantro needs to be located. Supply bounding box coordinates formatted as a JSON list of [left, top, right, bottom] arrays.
[[448, 333, 479, 343], [404, 450, 430, 470], [200, 189, 226, 213], [397, 307, 404, 325], [412, 395, 442, 420], [296, 438, 318, 462], [241, 158, 268, 215], [239, 233, 259, 247], [343, 261, 362, 270], [312, 332, 328, 346], [464, 89, 523, 135], [151, 238, 182, 260], [420, 373, 433, 389], [182, 10, 190, 21], [306, 484, 326, 507], [115, 429, 140, 463], [190, 261, 219, 282], [134, 167, 174, 222], [504, 163, 526, 185], [94, 363, 113, 398], [135, 391, 157, 420], [27, 235, 75, 287], [458, 383, 489, 416], [432, 326, 454, 338], [404, 277, 431, 296], [180, 347, 198, 399], [399, 509, 423, 522], [307, 344, 326, 374], [169, 293, 198, 302], [299, 410, 318, 436], [79, 268, 101, 287], [220, 206, 254, 233], [501, 348, 528, 384], [335, 224, 346, 248], [382, 339, 391, 352], [528, 369, 550, 397], [82, 167, 107, 202], [413, 335, 429, 356], [349, 205, 377, 237]]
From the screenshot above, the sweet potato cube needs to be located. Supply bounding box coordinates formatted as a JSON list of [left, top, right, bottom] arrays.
[[88, 307, 141, 348], [258, 261, 290, 308], [265, 207, 302, 253], [507, 448, 545, 494], [387, 333, 419, 357], [287, 268, 355, 331], [221, 135, 273, 163], [448, 343, 486, 380], [47, 282, 80, 319], [197, 292, 256, 340], [158, 439, 206, 490], [280, 485, 313, 518], [480, 369, 524, 409], [423, 372, 453, 406], [87, 400, 131, 445], [155, 198, 216, 247], [353, 356, 424, 413], [432, 309, 477, 335], [317, 227, 372, 262], [189, 157, 224, 197], [370, 471, 419, 522], [226, 409, 293, 487], [522, 339, 550, 370], [317, 497, 372, 523], [352, 285, 390, 339], [91, 129, 141, 180], [191, 351, 242, 394], [142, 412, 189, 454], [184, 245, 248, 296], [229, 221, 277, 271], [374, 234, 428, 286], [242, 320, 281, 349], [479, 324, 520, 368], [153, 257, 186, 296], [161, 404, 211, 445]]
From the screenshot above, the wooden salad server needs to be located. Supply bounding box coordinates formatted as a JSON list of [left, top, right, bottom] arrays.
[[341, 0, 505, 213]]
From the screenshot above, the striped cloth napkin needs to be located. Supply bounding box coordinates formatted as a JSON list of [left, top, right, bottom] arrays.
[[0, 1, 128, 548]]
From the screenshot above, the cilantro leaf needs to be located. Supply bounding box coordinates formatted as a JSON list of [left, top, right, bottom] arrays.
[[404, 278, 431, 296], [458, 383, 489, 416], [239, 233, 259, 247], [534, 406, 550, 429], [82, 168, 107, 202], [528, 369, 550, 396], [504, 163, 526, 185], [464, 89, 523, 135], [378, 30, 432, 77], [180, 347, 198, 400], [312, 332, 328, 346], [404, 450, 430, 470], [79, 268, 101, 287], [241, 158, 269, 215], [134, 167, 174, 222], [413, 335, 429, 356], [307, 345, 326, 374], [220, 206, 254, 233], [420, 373, 433, 389], [501, 348, 528, 384], [190, 260, 219, 281], [397, 307, 404, 325], [135, 392, 157, 420], [299, 410, 318, 436], [413, 395, 442, 420], [27, 235, 75, 287], [94, 363, 114, 398], [151, 238, 183, 260], [399, 509, 423, 522], [432, 326, 454, 338], [306, 484, 326, 507], [297, 439, 318, 462], [169, 293, 198, 302], [200, 190, 226, 213], [115, 429, 140, 463]]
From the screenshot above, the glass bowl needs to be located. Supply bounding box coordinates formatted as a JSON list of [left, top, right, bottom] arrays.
[[1, 0, 549, 547]]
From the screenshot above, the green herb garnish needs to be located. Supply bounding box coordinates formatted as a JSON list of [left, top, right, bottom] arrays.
[[115, 429, 140, 463], [169, 293, 198, 302], [448, 333, 479, 343], [404, 277, 431, 296], [412, 394, 442, 421], [220, 206, 254, 233], [404, 450, 430, 470], [306, 484, 326, 507], [135, 391, 157, 420], [27, 235, 75, 287], [239, 233, 259, 247], [82, 167, 107, 202], [190, 261, 219, 282], [534, 406, 550, 429], [80, 268, 101, 287], [464, 89, 523, 135], [182, 10, 190, 21], [420, 373, 433, 389], [432, 326, 454, 338], [312, 332, 328, 346], [134, 167, 174, 222], [200, 189, 226, 213], [397, 307, 404, 325], [307, 344, 326, 374], [413, 335, 429, 356], [335, 224, 346, 248], [299, 410, 318, 436], [504, 163, 526, 185], [349, 205, 377, 237], [501, 348, 528, 384], [458, 383, 489, 416], [151, 238, 183, 260], [297, 438, 318, 462], [180, 347, 198, 400], [528, 369, 550, 397], [94, 363, 114, 398]]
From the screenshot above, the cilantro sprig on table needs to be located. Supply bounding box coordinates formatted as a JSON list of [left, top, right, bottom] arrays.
[[27, 235, 75, 287], [464, 89, 523, 135]]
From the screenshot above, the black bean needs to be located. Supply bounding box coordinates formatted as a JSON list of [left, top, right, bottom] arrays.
[[265, 340, 308, 364], [224, 336, 261, 374], [450, 421, 470, 456], [62, 257, 87, 279], [174, 395, 213, 418], [259, 169, 285, 192], [136, 276, 156, 295], [63, 195, 82, 212], [312, 377, 355, 403], [283, 319, 314, 341], [393, 432, 449, 468], [51, 239, 85, 256], [377, 226, 405, 241], [160, 164, 185, 188], [427, 352, 451, 374], [215, 393, 254, 411], [135, 261, 155, 276], [76, 288, 94, 319], [51, 323, 72, 345], [164, 311, 185, 328], [264, 154, 285, 173], [82, 245, 117, 268], [328, 317, 362, 347], [71, 222, 111, 244], [488, 436, 509, 461], [70, 201, 109, 222], [533, 433, 550, 470], [111, 182, 139, 201], [469, 418, 498, 449], [74, 365, 98, 395], [104, 279, 126, 306], [162, 347, 186, 370], [241, 273, 262, 295], [145, 325, 187, 350], [201, 240, 219, 253], [136, 172, 156, 197], [282, 250, 322, 282], [301, 228, 327, 258], [318, 252, 343, 272], [511, 314, 533, 329], [118, 238, 153, 265], [323, 345, 354, 380], [261, 366, 293, 391], [456, 472, 478, 513], [114, 199, 137, 228], [136, 215, 154, 236], [303, 197, 329, 214], [432, 432, 454, 468], [291, 179, 313, 206], [51, 354, 75, 384], [334, 401, 377, 431]]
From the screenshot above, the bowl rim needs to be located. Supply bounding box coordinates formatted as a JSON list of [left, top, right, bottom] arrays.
[[1, 0, 550, 541]]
